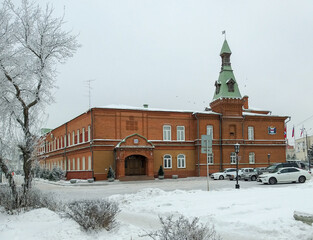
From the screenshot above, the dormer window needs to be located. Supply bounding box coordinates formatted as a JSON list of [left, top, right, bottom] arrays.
[[226, 78, 235, 92], [215, 81, 221, 94]]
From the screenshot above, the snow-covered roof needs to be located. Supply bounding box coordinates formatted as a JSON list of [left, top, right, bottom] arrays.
[[242, 112, 287, 117], [96, 104, 220, 115]]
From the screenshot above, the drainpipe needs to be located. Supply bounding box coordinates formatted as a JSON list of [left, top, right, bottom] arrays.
[[219, 114, 223, 171], [194, 113, 200, 176]]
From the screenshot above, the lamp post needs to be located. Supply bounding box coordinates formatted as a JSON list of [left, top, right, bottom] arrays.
[[234, 143, 240, 189], [267, 154, 271, 165]]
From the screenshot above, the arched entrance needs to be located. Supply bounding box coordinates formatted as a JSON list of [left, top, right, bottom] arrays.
[[125, 155, 146, 176]]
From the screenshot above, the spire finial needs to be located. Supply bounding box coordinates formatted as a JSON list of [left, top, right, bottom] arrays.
[[222, 30, 226, 40]]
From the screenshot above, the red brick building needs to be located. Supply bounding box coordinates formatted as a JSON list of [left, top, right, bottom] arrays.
[[38, 40, 288, 180]]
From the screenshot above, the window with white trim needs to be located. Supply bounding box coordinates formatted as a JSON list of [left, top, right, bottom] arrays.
[[249, 152, 255, 164], [72, 158, 75, 170], [57, 138, 59, 149], [230, 152, 236, 164], [248, 126, 254, 140], [68, 133, 71, 146], [163, 125, 171, 141], [72, 131, 75, 145], [207, 153, 214, 165], [82, 128, 85, 143], [88, 125, 91, 142], [77, 130, 80, 144], [60, 137, 63, 148], [68, 159, 70, 171], [177, 154, 186, 168], [77, 158, 80, 170], [64, 135, 67, 147], [88, 156, 92, 170], [82, 157, 86, 170], [177, 126, 185, 141], [207, 125, 213, 139], [163, 154, 172, 168]]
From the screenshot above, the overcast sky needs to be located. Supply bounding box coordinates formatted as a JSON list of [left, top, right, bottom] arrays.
[[30, 0, 313, 142]]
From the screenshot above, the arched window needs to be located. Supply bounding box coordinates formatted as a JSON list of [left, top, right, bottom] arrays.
[[177, 154, 186, 168], [230, 152, 236, 164], [163, 154, 172, 169], [249, 152, 255, 164]]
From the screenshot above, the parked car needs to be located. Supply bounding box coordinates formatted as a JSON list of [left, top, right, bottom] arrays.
[[257, 167, 311, 184], [211, 168, 237, 180], [264, 162, 300, 173], [226, 168, 253, 180], [243, 167, 267, 181]]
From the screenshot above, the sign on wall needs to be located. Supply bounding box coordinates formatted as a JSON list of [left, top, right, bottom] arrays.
[[268, 126, 276, 135], [201, 134, 212, 154]]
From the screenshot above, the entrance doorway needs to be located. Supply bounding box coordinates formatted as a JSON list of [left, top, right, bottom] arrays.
[[125, 155, 146, 176]]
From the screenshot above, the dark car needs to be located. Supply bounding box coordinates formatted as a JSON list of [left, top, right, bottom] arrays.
[[264, 162, 300, 173]]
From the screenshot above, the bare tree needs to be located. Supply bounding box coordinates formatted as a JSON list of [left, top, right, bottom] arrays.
[[0, 0, 79, 208]]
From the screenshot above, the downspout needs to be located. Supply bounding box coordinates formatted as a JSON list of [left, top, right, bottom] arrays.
[[90, 108, 94, 179], [219, 114, 223, 171], [194, 113, 200, 176]]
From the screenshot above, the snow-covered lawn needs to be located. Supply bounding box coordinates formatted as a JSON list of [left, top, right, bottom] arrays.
[[1, 180, 313, 240]]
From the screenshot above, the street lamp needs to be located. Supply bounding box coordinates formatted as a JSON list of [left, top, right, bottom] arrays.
[[234, 143, 240, 189], [267, 154, 271, 165]]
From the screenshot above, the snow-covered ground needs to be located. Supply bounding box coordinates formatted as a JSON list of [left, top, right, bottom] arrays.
[[1, 179, 313, 240]]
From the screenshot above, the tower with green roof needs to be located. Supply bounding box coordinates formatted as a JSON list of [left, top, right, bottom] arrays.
[[210, 40, 245, 116]]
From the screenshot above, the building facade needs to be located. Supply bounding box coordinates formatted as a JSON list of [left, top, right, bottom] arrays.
[[295, 135, 313, 161], [38, 40, 288, 180]]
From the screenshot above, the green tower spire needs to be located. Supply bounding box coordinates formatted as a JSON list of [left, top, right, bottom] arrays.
[[212, 40, 242, 100]]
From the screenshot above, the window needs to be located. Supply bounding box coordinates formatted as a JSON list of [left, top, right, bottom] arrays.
[[72, 158, 75, 170], [60, 137, 63, 148], [77, 158, 80, 170], [72, 131, 75, 145], [177, 126, 185, 141], [77, 130, 80, 144], [88, 156, 91, 170], [68, 159, 70, 171], [207, 125, 213, 139], [88, 125, 91, 142], [230, 152, 236, 164], [68, 133, 71, 146], [248, 126, 254, 140], [64, 135, 67, 147], [57, 138, 59, 149], [207, 153, 214, 165], [82, 157, 86, 170], [177, 154, 186, 168], [163, 125, 171, 141], [82, 128, 85, 143], [215, 81, 221, 94], [163, 154, 172, 169], [249, 152, 255, 164], [226, 78, 235, 92]]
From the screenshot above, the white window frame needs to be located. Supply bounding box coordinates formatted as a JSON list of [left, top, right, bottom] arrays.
[[163, 125, 171, 141], [249, 152, 255, 164], [77, 158, 80, 170], [163, 154, 172, 169], [88, 125, 91, 142], [177, 126, 185, 141], [82, 156, 86, 170], [230, 152, 236, 164], [88, 156, 92, 170], [64, 135, 67, 147], [82, 128, 85, 143], [177, 154, 186, 168], [207, 125, 213, 139], [77, 129, 80, 144], [72, 158, 75, 171], [248, 126, 254, 140], [68, 133, 71, 146], [68, 159, 70, 171], [207, 153, 214, 165], [60, 137, 63, 148], [72, 131, 75, 145], [57, 138, 59, 149]]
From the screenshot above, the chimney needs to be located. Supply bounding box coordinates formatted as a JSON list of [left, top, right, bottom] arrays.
[[143, 104, 149, 109], [243, 96, 249, 109]]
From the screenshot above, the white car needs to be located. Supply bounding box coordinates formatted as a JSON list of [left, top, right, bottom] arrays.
[[227, 168, 254, 180], [211, 168, 237, 180], [257, 167, 311, 184]]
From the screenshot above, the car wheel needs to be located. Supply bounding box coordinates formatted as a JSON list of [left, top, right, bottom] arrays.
[[219, 175, 224, 180], [298, 176, 306, 183], [269, 177, 277, 185], [251, 175, 257, 181]]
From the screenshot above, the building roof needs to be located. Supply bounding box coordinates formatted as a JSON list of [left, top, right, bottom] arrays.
[[220, 40, 232, 55]]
